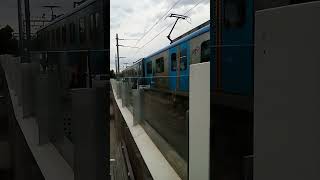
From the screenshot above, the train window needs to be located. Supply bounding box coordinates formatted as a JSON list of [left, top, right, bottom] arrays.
[[51, 30, 55, 48], [90, 14, 94, 40], [62, 25, 67, 44], [180, 48, 187, 71], [46, 31, 49, 41], [95, 13, 100, 29], [201, 40, 210, 62], [56, 28, 60, 46], [156, 57, 164, 73], [171, 53, 177, 71], [79, 17, 86, 43], [147, 62, 152, 74], [69, 23, 76, 43], [224, 0, 245, 28], [69, 24, 72, 42]]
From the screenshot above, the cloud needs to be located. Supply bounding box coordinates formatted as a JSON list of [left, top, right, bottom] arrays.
[[124, 32, 144, 38], [111, 22, 121, 29], [0, 0, 209, 71], [110, 0, 210, 71]]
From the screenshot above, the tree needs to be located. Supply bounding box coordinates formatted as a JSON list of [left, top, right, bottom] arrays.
[[110, 69, 115, 79], [0, 25, 18, 55]]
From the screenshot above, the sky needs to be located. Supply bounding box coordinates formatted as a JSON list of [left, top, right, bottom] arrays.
[[110, 0, 210, 71], [0, 0, 209, 71], [0, 0, 73, 32]]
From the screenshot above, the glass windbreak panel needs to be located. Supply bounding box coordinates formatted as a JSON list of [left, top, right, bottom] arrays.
[[79, 18, 86, 43], [201, 40, 210, 62], [30, 50, 110, 144], [180, 49, 187, 70], [113, 74, 189, 179]]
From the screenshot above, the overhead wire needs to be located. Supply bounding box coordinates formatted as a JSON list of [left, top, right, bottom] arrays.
[[134, 0, 184, 47], [133, 0, 208, 59]]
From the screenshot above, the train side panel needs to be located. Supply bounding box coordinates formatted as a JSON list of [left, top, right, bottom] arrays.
[[151, 50, 169, 89], [220, 0, 254, 96], [168, 46, 178, 91], [177, 41, 190, 92], [189, 31, 211, 92]]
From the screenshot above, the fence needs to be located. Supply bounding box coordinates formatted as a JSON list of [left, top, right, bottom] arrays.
[[111, 76, 189, 180], [0, 52, 108, 180]]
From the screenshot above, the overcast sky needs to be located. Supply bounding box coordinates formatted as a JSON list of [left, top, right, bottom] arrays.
[[110, 0, 210, 71], [0, 0, 209, 71]]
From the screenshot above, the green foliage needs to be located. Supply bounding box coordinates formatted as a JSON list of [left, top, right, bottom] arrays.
[[110, 69, 116, 78], [0, 25, 18, 55]]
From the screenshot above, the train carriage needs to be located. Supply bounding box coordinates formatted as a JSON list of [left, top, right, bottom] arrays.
[[34, 0, 107, 89], [125, 22, 210, 93]]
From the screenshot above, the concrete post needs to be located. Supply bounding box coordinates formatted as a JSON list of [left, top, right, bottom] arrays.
[[47, 65, 63, 144], [116, 81, 121, 98], [120, 82, 125, 107], [121, 81, 129, 107], [21, 63, 36, 118], [35, 64, 63, 145], [133, 88, 144, 125], [189, 62, 210, 180], [35, 73, 49, 145], [16, 62, 22, 105]]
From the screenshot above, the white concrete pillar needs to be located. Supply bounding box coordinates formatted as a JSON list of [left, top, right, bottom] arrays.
[[189, 62, 210, 180]]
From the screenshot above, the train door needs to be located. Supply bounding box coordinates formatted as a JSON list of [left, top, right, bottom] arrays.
[[221, 0, 254, 95], [178, 42, 189, 92], [210, 1, 254, 180], [169, 47, 178, 91]]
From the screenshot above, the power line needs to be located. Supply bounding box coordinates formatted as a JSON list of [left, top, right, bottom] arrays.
[[116, 34, 140, 73], [131, 23, 173, 60], [183, 0, 207, 16], [134, 0, 184, 46], [133, 0, 207, 58], [139, 23, 173, 49], [118, 45, 139, 48], [118, 38, 139, 41]]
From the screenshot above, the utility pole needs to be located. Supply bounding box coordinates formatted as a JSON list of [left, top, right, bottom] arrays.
[[115, 34, 139, 73], [114, 54, 117, 74], [24, 0, 31, 62], [116, 34, 120, 74], [17, 0, 24, 61]]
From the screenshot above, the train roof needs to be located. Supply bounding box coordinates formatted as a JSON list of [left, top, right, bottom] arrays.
[[172, 20, 210, 43], [144, 23, 210, 59], [123, 22, 210, 72], [37, 0, 96, 33], [123, 59, 143, 71]]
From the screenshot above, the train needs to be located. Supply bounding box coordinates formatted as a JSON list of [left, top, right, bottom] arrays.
[[34, 0, 107, 89], [122, 21, 210, 94], [121, 0, 254, 107], [122, 0, 315, 109]]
